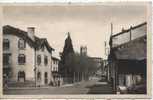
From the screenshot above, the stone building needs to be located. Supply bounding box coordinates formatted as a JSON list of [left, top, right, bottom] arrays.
[[3, 25, 54, 87], [108, 22, 147, 93], [80, 46, 87, 56]]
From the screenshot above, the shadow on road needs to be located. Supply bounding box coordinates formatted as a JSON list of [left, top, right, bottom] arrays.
[[87, 83, 114, 94]]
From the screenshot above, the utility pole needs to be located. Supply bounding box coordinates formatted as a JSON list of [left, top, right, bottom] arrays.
[[104, 41, 107, 56], [108, 22, 113, 82], [73, 72, 75, 83], [111, 23, 113, 36]]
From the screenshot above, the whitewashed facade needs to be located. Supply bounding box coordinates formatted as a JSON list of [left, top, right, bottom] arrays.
[[3, 25, 54, 86], [36, 46, 53, 86]]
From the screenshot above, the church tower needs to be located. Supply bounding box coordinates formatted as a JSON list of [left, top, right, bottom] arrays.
[[80, 46, 87, 56]]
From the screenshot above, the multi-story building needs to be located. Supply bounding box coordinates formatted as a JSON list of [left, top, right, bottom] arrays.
[[108, 22, 147, 93], [51, 56, 62, 86], [3, 25, 54, 87]]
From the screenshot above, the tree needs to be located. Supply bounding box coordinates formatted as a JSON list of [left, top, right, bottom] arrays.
[[59, 32, 74, 83], [59, 32, 98, 83], [64, 52, 98, 82]]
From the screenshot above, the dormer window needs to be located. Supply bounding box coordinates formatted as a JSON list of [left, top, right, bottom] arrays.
[[3, 39, 10, 50], [18, 39, 26, 49]]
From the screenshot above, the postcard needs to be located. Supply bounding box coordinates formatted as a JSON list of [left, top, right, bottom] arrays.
[[0, 2, 152, 99]]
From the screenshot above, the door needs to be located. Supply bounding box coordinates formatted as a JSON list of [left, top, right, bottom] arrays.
[[44, 72, 48, 84], [18, 71, 25, 82]]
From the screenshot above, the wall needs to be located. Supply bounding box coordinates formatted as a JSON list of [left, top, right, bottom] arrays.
[[3, 34, 35, 82], [36, 46, 53, 86], [52, 59, 59, 72]]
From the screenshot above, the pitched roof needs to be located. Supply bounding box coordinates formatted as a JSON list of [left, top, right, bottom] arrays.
[[52, 56, 60, 61], [35, 36, 54, 53], [3, 25, 35, 48], [3, 25, 54, 52]]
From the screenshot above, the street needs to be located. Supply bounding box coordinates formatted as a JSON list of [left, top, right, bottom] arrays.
[[4, 79, 113, 95]]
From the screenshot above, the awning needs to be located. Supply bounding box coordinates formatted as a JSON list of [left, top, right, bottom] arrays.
[[117, 59, 146, 74]]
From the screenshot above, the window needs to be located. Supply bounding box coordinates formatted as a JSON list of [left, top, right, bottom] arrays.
[[45, 72, 48, 78], [37, 55, 41, 65], [3, 39, 10, 50], [44, 56, 48, 65], [3, 54, 10, 65], [54, 67, 56, 71], [53, 60, 55, 64], [37, 72, 41, 81], [41, 46, 44, 51], [18, 54, 26, 65], [18, 39, 26, 49], [18, 71, 25, 82]]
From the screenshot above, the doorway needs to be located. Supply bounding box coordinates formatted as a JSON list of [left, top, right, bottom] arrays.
[[44, 72, 48, 84], [18, 71, 25, 82]]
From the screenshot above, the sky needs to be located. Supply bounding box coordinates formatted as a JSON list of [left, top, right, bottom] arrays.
[[3, 3, 148, 58]]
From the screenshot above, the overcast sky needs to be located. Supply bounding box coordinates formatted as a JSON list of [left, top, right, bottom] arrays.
[[3, 3, 147, 58]]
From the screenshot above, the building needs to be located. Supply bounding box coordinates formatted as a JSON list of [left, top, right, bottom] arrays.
[[80, 46, 87, 56], [80, 46, 103, 77], [108, 22, 147, 93], [3, 25, 54, 87], [51, 56, 62, 86]]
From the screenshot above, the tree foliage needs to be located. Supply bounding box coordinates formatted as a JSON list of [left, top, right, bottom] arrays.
[[59, 32, 74, 76], [65, 52, 98, 79], [59, 32, 98, 82]]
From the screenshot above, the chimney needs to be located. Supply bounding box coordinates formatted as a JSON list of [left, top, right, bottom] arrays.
[[27, 27, 35, 41], [122, 27, 125, 32]]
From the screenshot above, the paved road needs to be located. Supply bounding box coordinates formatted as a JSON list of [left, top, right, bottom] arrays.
[[4, 79, 113, 94]]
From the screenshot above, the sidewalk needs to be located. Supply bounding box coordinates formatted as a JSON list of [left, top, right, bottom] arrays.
[[4, 86, 59, 90]]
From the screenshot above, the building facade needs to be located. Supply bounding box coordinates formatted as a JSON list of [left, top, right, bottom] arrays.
[[51, 56, 62, 86], [108, 22, 147, 93], [3, 25, 54, 87]]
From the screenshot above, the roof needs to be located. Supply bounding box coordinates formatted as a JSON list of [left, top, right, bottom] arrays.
[[3, 25, 35, 48], [35, 37, 55, 53], [52, 56, 60, 61], [3, 25, 54, 52], [112, 22, 147, 38]]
